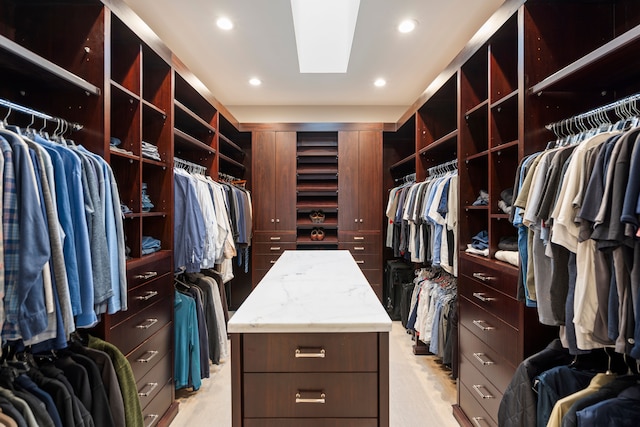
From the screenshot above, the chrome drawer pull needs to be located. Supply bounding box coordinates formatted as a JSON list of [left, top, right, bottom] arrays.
[[270, 236, 281, 241], [356, 260, 365, 264], [472, 320, 495, 331], [270, 247, 281, 251], [472, 384, 494, 399], [134, 271, 158, 280], [137, 350, 159, 363], [472, 292, 495, 302], [295, 348, 326, 358], [472, 416, 489, 427], [136, 318, 159, 329], [144, 414, 159, 427], [473, 352, 495, 366], [354, 236, 365, 240], [135, 290, 158, 301], [295, 391, 326, 404], [472, 272, 495, 282], [138, 382, 158, 397], [354, 246, 365, 251]]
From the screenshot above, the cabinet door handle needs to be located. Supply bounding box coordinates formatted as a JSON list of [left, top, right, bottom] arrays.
[[134, 271, 158, 280], [472, 320, 494, 331], [356, 260, 365, 264], [472, 292, 495, 302], [136, 318, 159, 329], [135, 290, 158, 301], [354, 236, 365, 240], [271, 218, 275, 223], [276, 218, 280, 223], [354, 246, 365, 251], [472, 417, 489, 427], [473, 352, 495, 366], [138, 382, 159, 397], [472, 272, 495, 282], [359, 219, 363, 223], [472, 384, 494, 399], [270, 236, 281, 241], [354, 218, 358, 223], [295, 347, 326, 358], [144, 414, 159, 427], [137, 350, 159, 363], [295, 391, 326, 404], [270, 247, 281, 251]]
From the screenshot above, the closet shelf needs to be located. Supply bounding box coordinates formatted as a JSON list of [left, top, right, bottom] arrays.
[[418, 129, 458, 157], [219, 153, 245, 170], [296, 236, 339, 245], [142, 157, 168, 168], [490, 89, 518, 109], [463, 150, 489, 162], [530, 24, 640, 94], [296, 217, 338, 228], [142, 99, 167, 117], [297, 166, 338, 175], [125, 249, 173, 268], [463, 99, 489, 117], [297, 201, 339, 210], [389, 153, 416, 171], [174, 100, 217, 134], [464, 205, 489, 211], [219, 133, 244, 154], [174, 128, 216, 154], [490, 213, 511, 220], [297, 149, 339, 157], [109, 148, 140, 162], [297, 183, 338, 192], [490, 139, 519, 153], [0, 34, 101, 96], [111, 80, 140, 100]]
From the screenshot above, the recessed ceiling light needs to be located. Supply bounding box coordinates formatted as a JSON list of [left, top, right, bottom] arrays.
[[249, 78, 262, 86], [398, 19, 417, 33], [217, 17, 234, 30], [374, 78, 386, 87]]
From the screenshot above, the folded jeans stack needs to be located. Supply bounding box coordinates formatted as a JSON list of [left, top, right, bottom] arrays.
[[472, 190, 489, 206], [465, 230, 489, 257], [141, 235, 161, 255], [141, 182, 154, 212], [141, 141, 161, 161]]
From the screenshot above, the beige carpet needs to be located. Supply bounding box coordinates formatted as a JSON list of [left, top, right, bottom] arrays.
[[170, 321, 459, 426]]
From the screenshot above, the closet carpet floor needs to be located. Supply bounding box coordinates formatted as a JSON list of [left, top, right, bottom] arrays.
[[170, 321, 459, 427]]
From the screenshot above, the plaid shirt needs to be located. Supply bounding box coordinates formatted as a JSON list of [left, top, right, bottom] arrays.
[[1, 136, 17, 339]]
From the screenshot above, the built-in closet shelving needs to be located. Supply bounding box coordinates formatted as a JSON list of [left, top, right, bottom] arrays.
[[296, 132, 339, 247]]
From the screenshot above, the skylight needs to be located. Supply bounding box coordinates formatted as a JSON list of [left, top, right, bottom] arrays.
[[290, 0, 360, 73]]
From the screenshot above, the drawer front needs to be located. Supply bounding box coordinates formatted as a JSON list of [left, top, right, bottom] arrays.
[[141, 378, 173, 427], [110, 296, 172, 355], [245, 419, 377, 427], [460, 354, 503, 424], [459, 382, 498, 427], [459, 297, 519, 366], [128, 322, 172, 381], [110, 273, 172, 327], [459, 324, 515, 392], [460, 255, 517, 298], [348, 253, 382, 270], [243, 373, 378, 418], [253, 242, 297, 255], [253, 254, 286, 270], [459, 276, 519, 328], [243, 333, 378, 372], [339, 240, 382, 255], [338, 231, 381, 248], [253, 231, 297, 244], [127, 251, 172, 290], [136, 352, 172, 410]]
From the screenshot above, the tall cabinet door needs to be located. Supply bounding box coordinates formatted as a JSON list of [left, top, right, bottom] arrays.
[[338, 131, 360, 232], [274, 131, 297, 230], [253, 132, 278, 230], [357, 131, 383, 230]]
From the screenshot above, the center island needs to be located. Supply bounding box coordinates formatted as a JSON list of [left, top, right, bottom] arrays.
[[228, 250, 392, 427]]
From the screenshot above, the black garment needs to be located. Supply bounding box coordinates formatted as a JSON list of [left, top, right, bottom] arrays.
[[27, 369, 76, 427], [54, 357, 92, 416], [68, 353, 115, 427], [14, 388, 54, 427], [40, 365, 93, 427], [186, 286, 211, 379], [79, 347, 126, 427], [186, 274, 220, 365], [498, 339, 573, 427], [15, 374, 63, 427], [0, 395, 27, 427]]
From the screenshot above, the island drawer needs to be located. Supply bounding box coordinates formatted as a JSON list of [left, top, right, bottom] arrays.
[[245, 419, 377, 427], [242, 333, 378, 372], [243, 372, 378, 418]]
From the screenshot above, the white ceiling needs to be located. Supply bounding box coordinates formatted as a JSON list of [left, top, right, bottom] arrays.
[[121, 0, 506, 124]]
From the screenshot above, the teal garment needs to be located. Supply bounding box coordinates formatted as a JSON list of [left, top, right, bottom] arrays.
[[174, 291, 201, 391], [88, 335, 143, 427]]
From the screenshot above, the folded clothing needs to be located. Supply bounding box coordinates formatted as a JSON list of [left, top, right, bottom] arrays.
[[498, 235, 518, 251], [465, 244, 488, 257], [141, 235, 161, 255], [495, 250, 519, 267], [472, 190, 489, 206], [471, 230, 489, 250], [500, 188, 513, 206]]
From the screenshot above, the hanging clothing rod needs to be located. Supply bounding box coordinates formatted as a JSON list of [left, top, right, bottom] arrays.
[[428, 159, 457, 177], [174, 157, 207, 175], [0, 98, 83, 131], [218, 171, 241, 182], [545, 93, 640, 137], [394, 172, 416, 184]]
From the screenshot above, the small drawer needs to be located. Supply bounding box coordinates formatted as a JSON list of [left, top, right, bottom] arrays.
[[243, 372, 378, 418], [127, 251, 172, 290], [459, 325, 515, 392], [253, 254, 285, 270], [459, 382, 498, 427], [243, 333, 378, 372], [459, 276, 519, 328], [127, 322, 172, 381], [110, 296, 172, 355], [141, 378, 173, 427], [339, 240, 382, 255], [348, 253, 382, 270], [245, 419, 378, 427], [136, 352, 172, 410], [459, 297, 519, 366], [460, 354, 503, 423], [252, 242, 297, 255], [253, 232, 297, 244], [460, 254, 518, 298], [110, 273, 172, 327], [338, 231, 381, 247]]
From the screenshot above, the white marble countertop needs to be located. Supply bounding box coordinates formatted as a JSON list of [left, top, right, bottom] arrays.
[[227, 250, 392, 333]]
